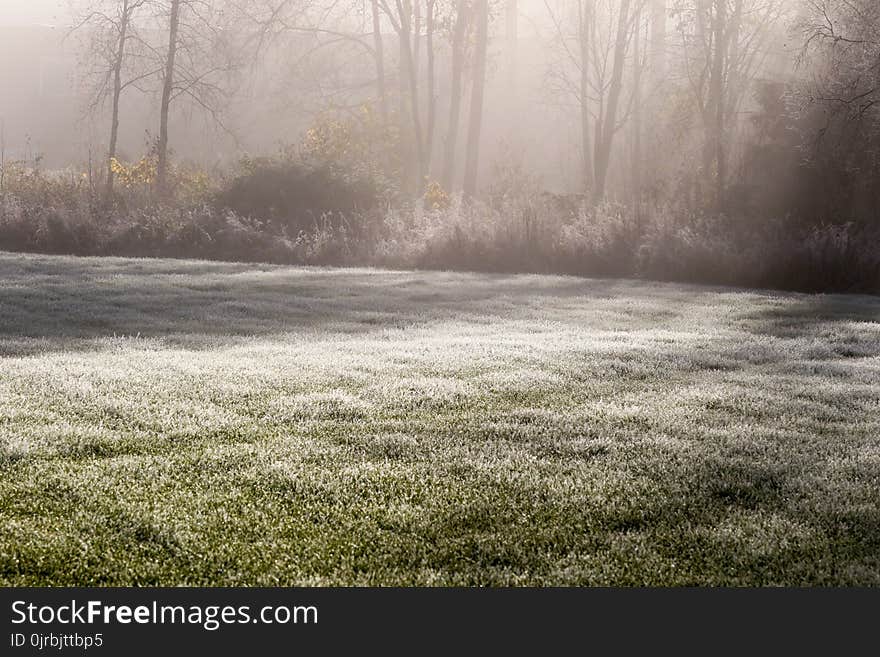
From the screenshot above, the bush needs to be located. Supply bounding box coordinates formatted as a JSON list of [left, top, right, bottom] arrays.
[[215, 158, 380, 238], [636, 210, 747, 286], [555, 203, 642, 277], [756, 222, 880, 293], [1, 157, 878, 295]]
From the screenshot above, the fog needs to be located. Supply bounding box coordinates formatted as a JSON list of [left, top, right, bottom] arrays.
[[0, 1, 66, 25], [0, 0, 878, 294], [0, 0, 797, 194]]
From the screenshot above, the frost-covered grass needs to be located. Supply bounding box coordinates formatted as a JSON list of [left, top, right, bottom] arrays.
[[0, 251, 878, 586]]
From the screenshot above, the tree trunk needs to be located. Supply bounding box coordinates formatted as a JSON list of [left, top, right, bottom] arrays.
[[413, 0, 421, 81], [650, 0, 666, 81], [579, 0, 593, 195], [462, 0, 488, 199], [441, 0, 468, 191], [424, 0, 437, 178], [710, 0, 727, 207], [371, 0, 388, 127], [396, 1, 415, 190], [594, 0, 631, 200], [107, 0, 131, 197], [632, 5, 643, 207], [157, 0, 181, 198], [398, 4, 425, 193], [398, 11, 408, 120], [718, 0, 744, 207], [646, 0, 665, 201], [505, 0, 517, 92]]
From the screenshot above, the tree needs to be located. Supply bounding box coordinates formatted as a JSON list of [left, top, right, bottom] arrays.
[[157, 0, 182, 196], [69, 0, 153, 196], [231, 0, 380, 124], [371, 0, 389, 127], [579, 0, 594, 193], [233, 0, 441, 195], [594, 0, 634, 200], [644, 0, 667, 200], [795, 0, 880, 221], [650, 0, 667, 79], [376, 0, 444, 194], [462, 0, 488, 198], [505, 0, 518, 96], [423, 0, 438, 178], [441, 0, 470, 191], [797, 0, 880, 132], [152, 0, 241, 196], [673, 0, 784, 207], [631, 3, 645, 206], [545, 0, 647, 200]]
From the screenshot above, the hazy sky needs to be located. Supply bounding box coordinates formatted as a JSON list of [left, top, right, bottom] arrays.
[[0, 0, 552, 28], [0, 0, 553, 32], [0, 1, 68, 25]]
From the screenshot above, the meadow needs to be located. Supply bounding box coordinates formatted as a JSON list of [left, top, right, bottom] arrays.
[[0, 251, 878, 585]]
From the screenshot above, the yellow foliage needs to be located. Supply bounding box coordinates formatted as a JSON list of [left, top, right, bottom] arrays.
[[302, 116, 356, 164], [300, 104, 402, 185], [174, 166, 212, 202], [424, 180, 450, 210], [109, 156, 212, 201], [110, 156, 155, 188]]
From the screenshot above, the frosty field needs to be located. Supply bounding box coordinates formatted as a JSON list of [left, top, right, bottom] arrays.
[[0, 252, 878, 586]]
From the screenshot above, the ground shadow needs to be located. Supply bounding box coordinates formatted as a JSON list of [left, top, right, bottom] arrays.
[[740, 292, 880, 340], [0, 252, 731, 357]]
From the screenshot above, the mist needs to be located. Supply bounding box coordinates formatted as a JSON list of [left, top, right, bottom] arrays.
[[0, 0, 877, 287]]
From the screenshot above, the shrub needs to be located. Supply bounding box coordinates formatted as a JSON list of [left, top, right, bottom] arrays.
[[301, 106, 403, 199], [215, 158, 380, 238], [1, 156, 878, 295], [755, 222, 880, 294], [636, 210, 746, 286], [555, 203, 642, 277]]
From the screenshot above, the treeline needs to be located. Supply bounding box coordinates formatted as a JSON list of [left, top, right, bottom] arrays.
[[1, 153, 877, 293], [0, 0, 878, 293]]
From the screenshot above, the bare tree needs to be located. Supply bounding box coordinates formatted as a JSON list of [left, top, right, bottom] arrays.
[[232, 0, 379, 123], [644, 0, 667, 199], [462, 0, 488, 198], [378, 0, 446, 193], [579, 0, 594, 193], [441, 0, 470, 191], [544, 0, 648, 200], [233, 0, 443, 193], [674, 0, 784, 206], [423, 0, 437, 178], [631, 3, 646, 206], [794, 0, 880, 220], [650, 0, 667, 79], [505, 0, 518, 92], [797, 0, 880, 130], [69, 0, 153, 196], [371, 0, 389, 126], [388, 0, 427, 190], [148, 0, 243, 196], [593, 0, 634, 200], [157, 0, 182, 196]]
